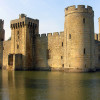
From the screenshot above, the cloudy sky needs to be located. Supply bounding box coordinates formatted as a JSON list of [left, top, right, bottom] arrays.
[[0, 0, 99, 40]]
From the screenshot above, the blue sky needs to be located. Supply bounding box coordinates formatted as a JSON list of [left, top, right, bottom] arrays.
[[0, 0, 99, 40]]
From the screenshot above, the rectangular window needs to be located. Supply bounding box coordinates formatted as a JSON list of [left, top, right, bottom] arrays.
[[8, 54, 13, 66], [69, 34, 71, 39], [61, 56, 63, 59], [85, 64, 86, 68], [47, 49, 51, 59], [62, 42, 63, 46], [98, 45, 100, 52], [84, 48, 86, 54], [17, 44, 19, 49], [98, 55, 100, 61], [83, 18, 85, 23], [17, 31, 19, 35]]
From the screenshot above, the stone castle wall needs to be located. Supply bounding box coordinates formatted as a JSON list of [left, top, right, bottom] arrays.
[[1, 5, 100, 72], [34, 32, 64, 70], [3, 40, 11, 69], [94, 33, 100, 69], [0, 42, 3, 69]]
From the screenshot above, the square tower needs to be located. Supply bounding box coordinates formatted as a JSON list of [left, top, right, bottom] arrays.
[[10, 14, 39, 70]]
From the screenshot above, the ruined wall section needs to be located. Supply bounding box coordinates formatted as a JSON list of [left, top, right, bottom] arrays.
[[3, 40, 11, 69], [34, 32, 64, 70]]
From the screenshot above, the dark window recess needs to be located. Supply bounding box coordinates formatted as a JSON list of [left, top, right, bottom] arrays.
[[16, 23, 17, 28], [62, 42, 63, 46], [84, 48, 86, 54], [22, 22, 24, 27], [17, 31, 19, 35], [98, 45, 100, 52], [61, 56, 63, 59], [62, 64, 64, 67], [69, 65, 70, 67], [47, 49, 51, 59], [69, 34, 71, 39], [17, 44, 19, 49], [98, 55, 100, 61], [8, 54, 13, 66], [1, 39, 3, 41], [85, 64, 86, 68], [83, 18, 85, 23], [18, 23, 19, 27]]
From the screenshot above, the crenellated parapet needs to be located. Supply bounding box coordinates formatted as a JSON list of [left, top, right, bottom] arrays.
[[65, 5, 94, 16], [10, 14, 39, 29], [35, 31, 64, 38]]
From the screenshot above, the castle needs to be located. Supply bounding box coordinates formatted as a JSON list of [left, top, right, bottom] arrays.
[[0, 5, 100, 72]]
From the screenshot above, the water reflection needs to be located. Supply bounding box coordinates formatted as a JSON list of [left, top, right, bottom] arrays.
[[1, 71, 100, 100]]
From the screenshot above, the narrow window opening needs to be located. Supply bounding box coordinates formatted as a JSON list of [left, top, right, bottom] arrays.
[[22, 22, 24, 27], [47, 49, 51, 59], [69, 34, 71, 39], [98, 55, 100, 61], [83, 18, 85, 23], [17, 44, 19, 49], [84, 48, 86, 54], [62, 64, 64, 67], [98, 45, 100, 52], [85, 64, 86, 68], [1, 39, 3, 41], [8, 54, 13, 66], [18, 23, 19, 27], [17, 31, 19, 35], [61, 56, 63, 59], [62, 42, 63, 46], [16, 23, 17, 28]]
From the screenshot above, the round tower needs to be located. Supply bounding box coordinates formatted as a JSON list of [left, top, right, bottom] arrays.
[[64, 5, 95, 72]]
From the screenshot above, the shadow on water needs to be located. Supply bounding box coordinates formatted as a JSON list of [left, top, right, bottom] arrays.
[[1, 70, 100, 100]]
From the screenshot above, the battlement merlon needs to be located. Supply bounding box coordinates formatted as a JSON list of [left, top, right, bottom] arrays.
[[10, 14, 39, 29], [65, 5, 94, 16], [35, 31, 64, 38]]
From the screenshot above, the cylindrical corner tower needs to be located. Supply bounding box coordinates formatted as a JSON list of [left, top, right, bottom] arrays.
[[64, 5, 95, 72]]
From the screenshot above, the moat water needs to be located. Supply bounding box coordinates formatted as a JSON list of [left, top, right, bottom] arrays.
[[0, 70, 100, 100]]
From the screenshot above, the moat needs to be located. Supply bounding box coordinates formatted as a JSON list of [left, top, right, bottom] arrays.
[[0, 71, 100, 100]]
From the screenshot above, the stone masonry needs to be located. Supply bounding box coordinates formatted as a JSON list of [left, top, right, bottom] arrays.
[[0, 5, 100, 72]]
